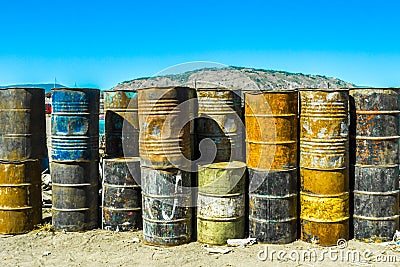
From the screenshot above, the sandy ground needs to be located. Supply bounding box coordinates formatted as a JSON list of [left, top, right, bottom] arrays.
[[1, 211, 400, 267]]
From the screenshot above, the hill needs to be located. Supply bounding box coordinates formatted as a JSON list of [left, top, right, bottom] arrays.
[[112, 66, 357, 91], [0, 83, 66, 93]]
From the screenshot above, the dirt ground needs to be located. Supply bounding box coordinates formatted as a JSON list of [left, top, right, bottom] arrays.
[[1, 211, 400, 267]]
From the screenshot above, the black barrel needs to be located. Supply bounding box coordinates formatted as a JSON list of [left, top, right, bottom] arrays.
[[141, 167, 192, 246], [350, 88, 400, 242], [248, 168, 297, 243], [102, 157, 141, 231], [0, 88, 46, 160]]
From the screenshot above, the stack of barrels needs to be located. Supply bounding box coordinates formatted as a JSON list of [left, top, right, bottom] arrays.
[[351, 88, 400, 242], [51, 88, 100, 231], [0, 88, 45, 234], [102, 90, 141, 231], [138, 87, 195, 246], [196, 88, 246, 245], [245, 90, 298, 244], [299, 89, 350, 246]]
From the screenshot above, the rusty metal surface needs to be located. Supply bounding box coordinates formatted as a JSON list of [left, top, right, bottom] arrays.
[[350, 88, 400, 242], [104, 90, 139, 157], [141, 167, 192, 246], [248, 168, 297, 244], [245, 90, 297, 170], [51, 161, 98, 231], [102, 157, 141, 231], [138, 87, 195, 169], [51, 88, 100, 162], [197, 161, 245, 245], [0, 88, 46, 160], [196, 88, 243, 163], [300, 89, 349, 246], [0, 160, 42, 234]]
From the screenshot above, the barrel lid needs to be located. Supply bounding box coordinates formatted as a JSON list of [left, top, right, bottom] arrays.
[[350, 88, 400, 94], [299, 88, 349, 92], [103, 89, 138, 93], [137, 86, 193, 91], [244, 89, 297, 95], [196, 87, 241, 92], [198, 161, 246, 169], [0, 87, 45, 91], [103, 157, 141, 163]]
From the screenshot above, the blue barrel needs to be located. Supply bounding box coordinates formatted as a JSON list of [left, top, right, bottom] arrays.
[[0, 88, 46, 160], [51, 88, 100, 161]]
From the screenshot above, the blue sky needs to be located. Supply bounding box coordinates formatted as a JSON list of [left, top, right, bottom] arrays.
[[0, 0, 399, 89]]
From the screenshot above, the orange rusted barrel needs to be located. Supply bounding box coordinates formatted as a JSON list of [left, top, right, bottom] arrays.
[[196, 88, 243, 163], [245, 90, 298, 244], [0, 160, 42, 234], [300, 89, 349, 246], [138, 87, 195, 170]]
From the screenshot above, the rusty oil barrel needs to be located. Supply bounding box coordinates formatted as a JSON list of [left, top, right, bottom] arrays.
[[141, 167, 192, 246], [196, 88, 243, 163], [245, 90, 298, 243], [197, 161, 246, 245], [300, 89, 350, 246], [138, 87, 195, 169], [103, 90, 139, 157], [0, 160, 42, 234], [51, 161, 98, 231], [102, 157, 141, 231], [0, 88, 46, 160], [350, 88, 400, 242], [51, 88, 100, 161]]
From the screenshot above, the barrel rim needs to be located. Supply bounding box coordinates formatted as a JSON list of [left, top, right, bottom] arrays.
[[0, 87, 45, 91], [196, 87, 241, 92], [102, 156, 141, 162], [137, 86, 194, 91], [52, 87, 100, 92], [349, 87, 400, 91], [103, 89, 138, 93], [299, 88, 349, 92], [0, 159, 42, 164], [244, 89, 298, 95]]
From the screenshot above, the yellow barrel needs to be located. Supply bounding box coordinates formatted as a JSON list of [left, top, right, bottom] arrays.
[[196, 88, 243, 163], [197, 161, 246, 245], [138, 87, 195, 170], [245, 90, 297, 170], [0, 160, 42, 234], [299, 89, 349, 246]]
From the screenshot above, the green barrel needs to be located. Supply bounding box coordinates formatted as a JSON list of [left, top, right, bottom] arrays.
[[197, 161, 246, 245]]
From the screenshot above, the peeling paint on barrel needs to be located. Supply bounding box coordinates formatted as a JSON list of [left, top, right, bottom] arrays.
[[196, 88, 243, 163], [103, 90, 139, 157], [197, 161, 246, 245], [300, 89, 349, 246], [51, 161, 98, 231], [102, 157, 141, 231], [141, 167, 192, 246], [51, 88, 100, 161], [0, 160, 42, 234], [350, 88, 400, 242], [0, 88, 46, 160]]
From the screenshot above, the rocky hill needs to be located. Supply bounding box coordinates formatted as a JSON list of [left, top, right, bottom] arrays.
[[112, 66, 357, 91]]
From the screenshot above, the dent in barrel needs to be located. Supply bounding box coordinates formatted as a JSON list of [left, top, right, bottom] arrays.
[[102, 157, 142, 231]]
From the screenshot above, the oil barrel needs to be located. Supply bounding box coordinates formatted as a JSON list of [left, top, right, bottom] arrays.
[[0, 160, 42, 234], [102, 157, 141, 231], [51, 161, 98, 231], [300, 89, 350, 246], [350, 88, 400, 242], [197, 161, 246, 245], [138, 87, 195, 170], [51, 88, 99, 161], [141, 167, 192, 246], [196, 88, 243, 163], [0, 88, 46, 160], [103, 90, 139, 157]]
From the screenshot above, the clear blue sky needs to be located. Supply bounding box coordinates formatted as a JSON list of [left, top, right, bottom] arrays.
[[0, 0, 399, 89]]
